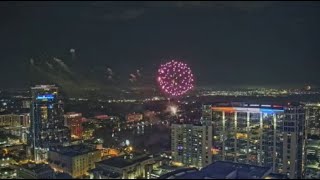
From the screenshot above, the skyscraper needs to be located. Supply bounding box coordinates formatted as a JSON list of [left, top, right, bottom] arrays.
[[28, 85, 70, 162], [282, 104, 306, 179], [304, 139, 320, 179], [305, 103, 320, 137], [304, 103, 320, 179], [171, 124, 212, 169], [201, 105, 212, 126], [210, 103, 306, 179]]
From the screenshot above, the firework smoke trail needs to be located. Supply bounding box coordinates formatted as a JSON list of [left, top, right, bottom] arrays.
[[129, 73, 137, 83], [70, 48, 76, 61], [128, 69, 143, 83], [105, 67, 115, 81], [136, 69, 141, 77], [53, 57, 72, 74], [46, 62, 53, 69], [30, 58, 34, 66], [107, 68, 113, 75]]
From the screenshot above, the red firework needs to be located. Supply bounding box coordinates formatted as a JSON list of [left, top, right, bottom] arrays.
[[157, 60, 194, 96]]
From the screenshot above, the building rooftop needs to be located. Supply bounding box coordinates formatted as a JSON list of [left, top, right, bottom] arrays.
[[0, 167, 15, 172], [65, 112, 82, 118], [55, 172, 73, 179], [212, 106, 284, 114], [151, 165, 191, 178], [158, 168, 199, 179], [172, 123, 206, 127], [159, 161, 273, 179], [90, 167, 121, 178], [98, 153, 153, 169], [49, 144, 98, 157], [18, 163, 53, 174], [0, 111, 14, 116], [203, 161, 271, 179], [31, 85, 57, 90], [212, 102, 304, 110], [265, 173, 288, 179]]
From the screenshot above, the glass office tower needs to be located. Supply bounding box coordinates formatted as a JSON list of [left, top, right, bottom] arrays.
[[28, 85, 70, 162], [211, 103, 305, 179]]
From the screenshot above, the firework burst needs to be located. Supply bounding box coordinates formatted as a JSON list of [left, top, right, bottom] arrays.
[[157, 60, 194, 96]]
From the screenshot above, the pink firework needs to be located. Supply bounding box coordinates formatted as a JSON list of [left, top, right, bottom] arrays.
[[157, 60, 194, 96]]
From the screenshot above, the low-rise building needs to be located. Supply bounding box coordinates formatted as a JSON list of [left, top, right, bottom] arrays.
[[159, 161, 287, 179], [89, 153, 157, 179], [0, 144, 27, 164], [64, 112, 83, 139], [0, 126, 29, 144], [48, 144, 101, 178], [55, 172, 73, 179], [0, 154, 15, 168], [0, 113, 30, 128], [149, 165, 186, 179], [126, 113, 143, 123], [0, 167, 16, 179], [15, 163, 56, 179]]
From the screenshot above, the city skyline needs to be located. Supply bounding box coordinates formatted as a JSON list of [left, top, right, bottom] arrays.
[[0, 1, 320, 180]]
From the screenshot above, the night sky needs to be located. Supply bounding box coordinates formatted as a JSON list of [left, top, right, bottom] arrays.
[[1, 1, 320, 89]]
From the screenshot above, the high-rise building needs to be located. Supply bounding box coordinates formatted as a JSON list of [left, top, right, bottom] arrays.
[[28, 85, 70, 162], [304, 139, 320, 179], [22, 100, 31, 109], [201, 105, 212, 126], [282, 104, 306, 179], [210, 103, 306, 179], [64, 112, 83, 139], [305, 103, 320, 138], [304, 103, 320, 179], [171, 110, 212, 169]]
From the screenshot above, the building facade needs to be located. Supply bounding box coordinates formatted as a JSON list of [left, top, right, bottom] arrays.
[[0, 113, 30, 127], [90, 153, 156, 179], [282, 105, 306, 179], [305, 103, 320, 138], [64, 112, 83, 139], [304, 103, 320, 179], [126, 113, 143, 123], [28, 85, 70, 162], [48, 145, 101, 178], [304, 139, 320, 179], [211, 103, 306, 179], [0, 113, 30, 144], [171, 123, 212, 169]]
